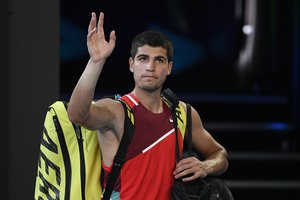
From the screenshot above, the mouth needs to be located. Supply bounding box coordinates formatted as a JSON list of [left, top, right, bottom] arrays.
[[142, 75, 157, 80]]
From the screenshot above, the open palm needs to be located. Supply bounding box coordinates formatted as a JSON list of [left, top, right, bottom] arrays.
[[87, 12, 116, 63]]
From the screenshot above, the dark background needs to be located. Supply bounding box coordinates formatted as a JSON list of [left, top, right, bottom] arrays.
[[60, 0, 300, 199], [1, 0, 299, 199], [60, 0, 293, 97]]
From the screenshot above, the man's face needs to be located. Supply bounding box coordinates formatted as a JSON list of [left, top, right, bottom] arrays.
[[129, 45, 173, 92]]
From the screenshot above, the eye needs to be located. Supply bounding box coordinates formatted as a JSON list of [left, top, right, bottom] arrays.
[[137, 56, 148, 62], [155, 58, 166, 63]]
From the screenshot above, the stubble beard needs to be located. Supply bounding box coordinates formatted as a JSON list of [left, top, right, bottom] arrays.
[[138, 79, 165, 93], [141, 85, 161, 93]]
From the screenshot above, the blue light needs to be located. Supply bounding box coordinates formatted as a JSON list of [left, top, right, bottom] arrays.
[[266, 122, 291, 131]]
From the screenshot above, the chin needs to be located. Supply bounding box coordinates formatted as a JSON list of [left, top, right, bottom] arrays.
[[141, 85, 161, 92]]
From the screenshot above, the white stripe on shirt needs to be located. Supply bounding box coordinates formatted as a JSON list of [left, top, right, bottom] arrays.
[[142, 128, 175, 153]]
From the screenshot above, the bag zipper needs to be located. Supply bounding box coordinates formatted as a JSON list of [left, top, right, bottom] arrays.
[[52, 112, 71, 200], [74, 124, 86, 200]]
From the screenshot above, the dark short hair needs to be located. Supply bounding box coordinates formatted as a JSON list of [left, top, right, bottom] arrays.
[[130, 30, 173, 62]]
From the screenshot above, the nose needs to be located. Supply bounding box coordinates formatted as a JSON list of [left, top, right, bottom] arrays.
[[146, 59, 155, 71]]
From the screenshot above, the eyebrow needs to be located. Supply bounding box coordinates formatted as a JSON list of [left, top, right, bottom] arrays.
[[136, 54, 167, 61]]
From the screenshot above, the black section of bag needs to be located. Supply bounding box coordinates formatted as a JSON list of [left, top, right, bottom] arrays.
[[171, 177, 234, 200], [172, 148, 234, 200]]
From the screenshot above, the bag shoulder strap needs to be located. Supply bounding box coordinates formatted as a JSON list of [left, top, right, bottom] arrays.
[[166, 92, 192, 163], [102, 99, 134, 200], [161, 88, 183, 162], [185, 103, 193, 155]]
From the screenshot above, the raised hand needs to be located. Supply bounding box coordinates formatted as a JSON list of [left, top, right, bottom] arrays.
[[87, 12, 116, 63]]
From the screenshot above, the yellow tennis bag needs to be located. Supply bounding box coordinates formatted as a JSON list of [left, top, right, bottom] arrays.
[[34, 101, 102, 200]]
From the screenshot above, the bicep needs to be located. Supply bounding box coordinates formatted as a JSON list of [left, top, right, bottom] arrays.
[[83, 98, 122, 131], [190, 107, 224, 159]]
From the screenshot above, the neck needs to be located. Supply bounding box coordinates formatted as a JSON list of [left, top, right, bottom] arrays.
[[131, 88, 163, 113]]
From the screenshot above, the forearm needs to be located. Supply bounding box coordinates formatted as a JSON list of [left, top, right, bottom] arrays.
[[68, 58, 106, 123], [202, 148, 228, 176]]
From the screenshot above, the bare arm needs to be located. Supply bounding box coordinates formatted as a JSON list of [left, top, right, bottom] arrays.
[[174, 104, 228, 181], [67, 12, 117, 130]]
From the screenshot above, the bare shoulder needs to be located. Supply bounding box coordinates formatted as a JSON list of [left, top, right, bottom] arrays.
[[88, 97, 125, 131], [178, 101, 198, 117], [93, 97, 123, 109]]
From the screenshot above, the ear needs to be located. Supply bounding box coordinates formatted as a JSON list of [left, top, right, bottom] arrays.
[[129, 57, 134, 72], [167, 61, 173, 75]]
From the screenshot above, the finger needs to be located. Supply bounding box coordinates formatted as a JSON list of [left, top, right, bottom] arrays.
[[183, 166, 208, 182], [178, 158, 190, 166], [182, 173, 200, 182], [109, 30, 116, 46], [174, 159, 189, 172], [88, 12, 96, 33], [87, 28, 97, 39], [174, 162, 191, 175], [97, 12, 105, 35], [174, 158, 195, 174], [174, 165, 195, 179]]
